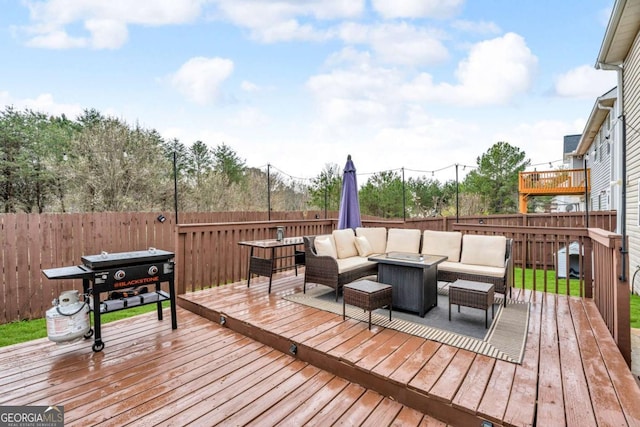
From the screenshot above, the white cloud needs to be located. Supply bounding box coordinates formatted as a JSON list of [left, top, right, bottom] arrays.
[[451, 20, 501, 35], [307, 62, 404, 127], [401, 32, 537, 106], [25, 29, 87, 49], [241, 81, 260, 92], [493, 118, 586, 167], [168, 57, 234, 105], [19, 0, 203, 49], [226, 107, 270, 127], [371, 0, 464, 19], [338, 22, 449, 66], [307, 32, 537, 131], [211, 0, 364, 42], [324, 47, 372, 68], [84, 19, 128, 49], [0, 91, 84, 118], [554, 65, 617, 99]]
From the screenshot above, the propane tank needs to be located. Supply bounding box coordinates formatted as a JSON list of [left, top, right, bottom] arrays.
[[46, 290, 90, 344]]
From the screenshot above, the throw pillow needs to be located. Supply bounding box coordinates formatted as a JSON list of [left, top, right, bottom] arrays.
[[354, 235, 373, 257], [314, 236, 337, 258]]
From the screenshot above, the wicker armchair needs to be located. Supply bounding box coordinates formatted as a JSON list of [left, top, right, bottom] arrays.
[[303, 236, 378, 301], [438, 238, 514, 304]]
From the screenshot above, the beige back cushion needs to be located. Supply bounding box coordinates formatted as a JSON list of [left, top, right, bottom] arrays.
[[314, 235, 337, 258], [355, 227, 387, 254], [421, 230, 462, 262], [332, 229, 358, 259], [385, 228, 421, 253], [460, 234, 506, 268]]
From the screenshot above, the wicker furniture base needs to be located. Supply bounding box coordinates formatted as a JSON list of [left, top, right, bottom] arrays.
[[343, 280, 392, 330], [449, 279, 495, 328]]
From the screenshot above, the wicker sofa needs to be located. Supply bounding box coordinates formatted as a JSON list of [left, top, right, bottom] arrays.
[[421, 230, 514, 304], [303, 228, 419, 300], [303, 227, 513, 303]]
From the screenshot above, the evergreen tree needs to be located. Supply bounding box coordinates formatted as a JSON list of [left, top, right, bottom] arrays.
[[463, 141, 530, 214]]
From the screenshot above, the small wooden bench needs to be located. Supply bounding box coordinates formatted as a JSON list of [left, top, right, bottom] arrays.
[[343, 280, 392, 330], [448, 279, 495, 328]]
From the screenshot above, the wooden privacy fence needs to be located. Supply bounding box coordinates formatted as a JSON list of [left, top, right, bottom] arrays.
[[1, 210, 617, 323], [175, 220, 336, 295]]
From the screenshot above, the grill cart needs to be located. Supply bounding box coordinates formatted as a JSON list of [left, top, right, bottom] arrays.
[[43, 248, 177, 352]]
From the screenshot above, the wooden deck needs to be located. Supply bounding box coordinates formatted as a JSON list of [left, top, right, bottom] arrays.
[[1, 272, 639, 426], [177, 272, 640, 427], [0, 304, 443, 425]]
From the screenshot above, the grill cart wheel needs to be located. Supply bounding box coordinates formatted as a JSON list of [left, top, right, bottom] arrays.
[[92, 340, 104, 352]]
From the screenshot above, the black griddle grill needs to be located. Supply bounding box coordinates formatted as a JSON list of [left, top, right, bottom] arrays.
[[43, 248, 177, 352]]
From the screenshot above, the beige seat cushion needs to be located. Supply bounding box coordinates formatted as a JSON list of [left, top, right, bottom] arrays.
[[385, 228, 421, 253], [336, 257, 376, 273], [355, 227, 387, 254], [354, 236, 374, 257], [438, 261, 505, 278], [314, 235, 337, 258], [460, 235, 506, 268], [421, 230, 462, 262], [332, 229, 358, 259]]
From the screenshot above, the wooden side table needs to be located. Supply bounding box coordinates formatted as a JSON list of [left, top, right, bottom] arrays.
[[343, 280, 392, 330], [449, 279, 495, 328]]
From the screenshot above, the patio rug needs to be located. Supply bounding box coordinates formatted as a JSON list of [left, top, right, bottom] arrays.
[[284, 285, 529, 364]]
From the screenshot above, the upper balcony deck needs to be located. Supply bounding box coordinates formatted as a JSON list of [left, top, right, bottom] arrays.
[[519, 168, 590, 196]]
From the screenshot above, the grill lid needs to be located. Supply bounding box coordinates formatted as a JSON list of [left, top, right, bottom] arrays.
[[81, 248, 174, 269]]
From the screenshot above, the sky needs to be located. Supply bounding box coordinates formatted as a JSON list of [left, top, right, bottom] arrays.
[[0, 0, 618, 184]]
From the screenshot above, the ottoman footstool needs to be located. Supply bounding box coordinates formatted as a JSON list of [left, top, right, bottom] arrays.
[[343, 280, 392, 330], [449, 279, 495, 328]]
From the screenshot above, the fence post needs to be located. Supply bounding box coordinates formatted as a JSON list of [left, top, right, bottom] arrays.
[[614, 235, 631, 366], [583, 237, 593, 299]]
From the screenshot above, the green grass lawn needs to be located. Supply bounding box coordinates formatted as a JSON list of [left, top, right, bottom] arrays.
[[514, 267, 640, 328], [0, 301, 170, 348], [514, 267, 583, 297]]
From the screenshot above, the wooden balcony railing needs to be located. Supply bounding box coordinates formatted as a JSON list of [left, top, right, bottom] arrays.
[[519, 168, 590, 195], [519, 168, 590, 213]]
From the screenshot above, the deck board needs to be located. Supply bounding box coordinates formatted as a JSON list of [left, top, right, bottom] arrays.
[[557, 295, 598, 426], [2, 271, 639, 426], [535, 293, 566, 426], [503, 291, 542, 426], [569, 297, 630, 426], [451, 354, 495, 414]]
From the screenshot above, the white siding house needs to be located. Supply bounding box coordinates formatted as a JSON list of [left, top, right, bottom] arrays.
[[554, 134, 584, 213], [597, 0, 640, 294], [573, 88, 617, 213]]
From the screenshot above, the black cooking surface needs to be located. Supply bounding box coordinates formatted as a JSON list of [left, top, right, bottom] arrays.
[[81, 249, 174, 269]]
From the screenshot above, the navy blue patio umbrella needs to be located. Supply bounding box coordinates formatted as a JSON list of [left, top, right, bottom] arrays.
[[337, 155, 362, 230]]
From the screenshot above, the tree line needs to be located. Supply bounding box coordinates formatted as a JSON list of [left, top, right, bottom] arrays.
[[0, 106, 531, 216]]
